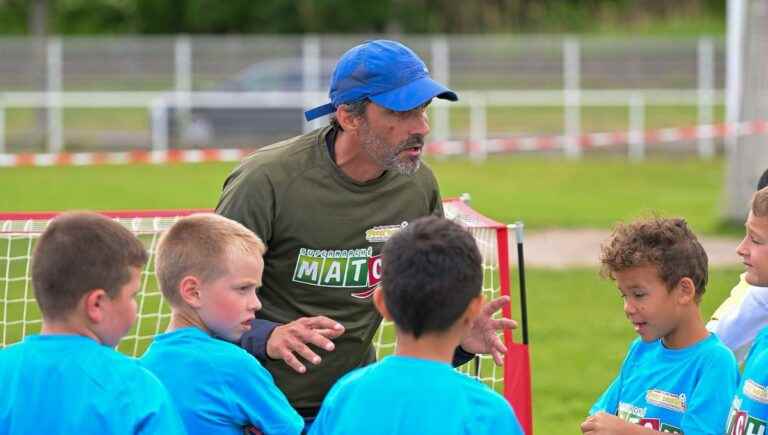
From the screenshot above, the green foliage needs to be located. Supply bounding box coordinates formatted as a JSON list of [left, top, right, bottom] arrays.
[[0, 0, 726, 35]]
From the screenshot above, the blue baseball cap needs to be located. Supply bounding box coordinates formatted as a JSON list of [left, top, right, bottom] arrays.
[[304, 40, 458, 121]]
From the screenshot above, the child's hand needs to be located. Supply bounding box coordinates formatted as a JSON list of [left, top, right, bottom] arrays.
[[580, 412, 632, 434]]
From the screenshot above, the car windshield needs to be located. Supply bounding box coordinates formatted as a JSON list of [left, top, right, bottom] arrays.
[[230, 58, 335, 92]]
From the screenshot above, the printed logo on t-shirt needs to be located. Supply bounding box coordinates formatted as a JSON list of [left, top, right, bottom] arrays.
[[617, 403, 683, 434], [364, 222, 408, 243], [646, 389, 687, 412], [726, 408, 767, 435], [638, 418, 683, 434], [292, 247, 381, 298], [744, 380, 768, 405]]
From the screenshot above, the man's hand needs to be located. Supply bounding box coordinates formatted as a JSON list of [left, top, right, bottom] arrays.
[[459, 295, 518, 365], [266, 316, 345, 373], [581, 412, 656, 435]]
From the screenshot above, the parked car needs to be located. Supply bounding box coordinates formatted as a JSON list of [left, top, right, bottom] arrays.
[[167, 58, 335, 148]]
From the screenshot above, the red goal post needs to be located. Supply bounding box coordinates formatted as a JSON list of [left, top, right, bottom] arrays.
[[0, 200, 532, 434]]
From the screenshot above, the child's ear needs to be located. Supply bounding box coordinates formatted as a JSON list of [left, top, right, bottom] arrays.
[[178, 276, 203, 308], [83, 289, 108, 324], [675, 277, 697, 305], [372, 286, 392, 320]]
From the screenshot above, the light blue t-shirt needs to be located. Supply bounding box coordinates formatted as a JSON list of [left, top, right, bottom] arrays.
[[140, 327, 303, 435], [726, 326, 768, 434], [590, 333, 738, 434], [308, 355, 523, 435], [0, 334, 185, 435]]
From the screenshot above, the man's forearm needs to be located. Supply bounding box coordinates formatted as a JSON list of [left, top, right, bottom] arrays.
[[240, 318, 281, 360]]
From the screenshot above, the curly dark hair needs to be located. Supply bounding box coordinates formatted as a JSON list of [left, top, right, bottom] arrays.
[[600, 217, 708, 301]]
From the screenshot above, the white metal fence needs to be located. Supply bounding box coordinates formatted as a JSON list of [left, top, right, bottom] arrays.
[[0, 35, 725, 158]]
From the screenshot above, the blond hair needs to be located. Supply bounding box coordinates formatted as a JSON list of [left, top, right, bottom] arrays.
[[752, 187, 768, 217], [155, 213, 266, 306]]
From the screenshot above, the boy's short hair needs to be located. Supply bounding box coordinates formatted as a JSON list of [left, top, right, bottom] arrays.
[[32, 212, 148, 321], [381, 216, 482, 338], [155, 213, 266, 306], [600, 217, 708, 300], [752, 187, 768, 217]]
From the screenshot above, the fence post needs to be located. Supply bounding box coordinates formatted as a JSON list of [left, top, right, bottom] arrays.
[[563, 37, 581, 159], [303, 34, 322, 133], [629, 94, 646, 161], [469, 93, 488, 161], [47, 37, 62, 153], [431, 35, 451, 142], [698, 37, 715, 159], [151, 99, 169, 151], [175, 35, 192, 143]]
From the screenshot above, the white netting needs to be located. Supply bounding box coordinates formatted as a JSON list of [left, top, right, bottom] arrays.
[[372, 200, 511, 393], [1, 204, 514, 393], [0, 216, 180, 356]]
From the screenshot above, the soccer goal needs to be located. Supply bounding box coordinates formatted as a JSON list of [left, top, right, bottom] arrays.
[[0, 199, 531, 433]]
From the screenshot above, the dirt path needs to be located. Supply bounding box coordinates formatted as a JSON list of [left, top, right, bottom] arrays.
[[521, 229, 741, 269]]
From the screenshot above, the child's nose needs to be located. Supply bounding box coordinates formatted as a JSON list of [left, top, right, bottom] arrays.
[[623, 299, 637, 315], [249, 293, 262, 312]]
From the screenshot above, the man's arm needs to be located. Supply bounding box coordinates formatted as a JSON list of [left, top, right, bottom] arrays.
[[240, 317, 345, 374], [459, 295, 518, 365]]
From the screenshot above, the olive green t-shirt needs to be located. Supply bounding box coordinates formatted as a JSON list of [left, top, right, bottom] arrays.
[[215, 126, 443, 413]]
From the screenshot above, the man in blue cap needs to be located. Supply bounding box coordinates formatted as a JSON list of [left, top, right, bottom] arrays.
[[215, 40, 515, 426]]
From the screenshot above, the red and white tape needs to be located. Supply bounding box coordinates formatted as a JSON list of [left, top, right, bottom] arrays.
[[426, 120, 768, 155], [1, 120, 766, 168]]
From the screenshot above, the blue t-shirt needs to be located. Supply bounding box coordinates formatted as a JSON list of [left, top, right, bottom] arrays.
[[726, 326, 768, 434], [308, 355, 523, 435], [0, 334, 185, 435], [140, 327, 303, 435], [590, 333, 738, 434]]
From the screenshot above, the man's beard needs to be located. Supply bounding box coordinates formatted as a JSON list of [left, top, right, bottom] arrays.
[[359, 122, 425, 176]]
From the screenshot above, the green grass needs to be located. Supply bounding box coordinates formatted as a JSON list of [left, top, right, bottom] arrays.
[[527, 266, 740, 434], [0, 157, 746, 432], [0, 155, 736, 235]]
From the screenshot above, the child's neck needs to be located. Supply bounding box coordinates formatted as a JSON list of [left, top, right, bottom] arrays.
[[167, 310, 211, 335], [394, 330, 461, 364], [662, 309, 709, 349], [41, 318, 101, 344]]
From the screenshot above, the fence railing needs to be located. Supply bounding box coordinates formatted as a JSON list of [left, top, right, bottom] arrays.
[[0, 35, 725, 160]]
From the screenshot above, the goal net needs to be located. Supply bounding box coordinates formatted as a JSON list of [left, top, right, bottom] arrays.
[[0, 202, 530, 431]]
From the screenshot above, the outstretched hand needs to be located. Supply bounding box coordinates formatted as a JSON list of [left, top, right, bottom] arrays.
[[266, 316, 345, 374], [459, 295, 518, 365]]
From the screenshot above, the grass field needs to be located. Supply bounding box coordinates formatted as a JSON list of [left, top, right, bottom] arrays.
[[0, 155, 746, 433], [0, 154, 735, 234]]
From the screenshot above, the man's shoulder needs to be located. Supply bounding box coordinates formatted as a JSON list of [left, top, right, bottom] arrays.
[[237, 127, 329, 175]]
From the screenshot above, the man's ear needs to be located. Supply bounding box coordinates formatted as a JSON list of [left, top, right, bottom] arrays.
[[675, 277, 697, 305], [83, 289, 108, 324], [373, 286, 392, 320], [335, 104, 365, 132], [179, 275, 203, 308]]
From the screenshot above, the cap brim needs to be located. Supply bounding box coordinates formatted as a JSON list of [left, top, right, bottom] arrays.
[[304, 103, 335, 122], [369, 76, 458, 112]]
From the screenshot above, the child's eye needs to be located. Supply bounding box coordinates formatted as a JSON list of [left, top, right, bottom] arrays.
[[752, 237, 763, 245], [633, 293, 646, 298]]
